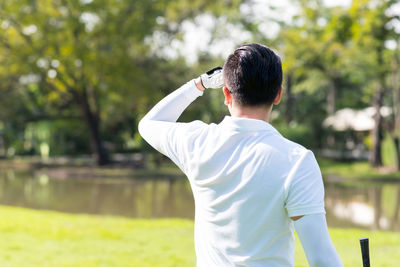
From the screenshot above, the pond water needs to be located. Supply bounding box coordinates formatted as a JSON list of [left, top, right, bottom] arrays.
[[0, 168, 399, 231]]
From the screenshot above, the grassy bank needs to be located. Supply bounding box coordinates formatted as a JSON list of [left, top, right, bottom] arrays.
[[318, 134, 400, 181], [1, 206, 399, 266], [319, 158, 400, 180], [2, 154, 399, 181]]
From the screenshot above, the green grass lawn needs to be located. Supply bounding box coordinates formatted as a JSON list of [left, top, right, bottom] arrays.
[[1, 206, 400, 266]]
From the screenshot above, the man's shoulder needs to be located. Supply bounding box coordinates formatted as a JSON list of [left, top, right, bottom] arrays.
[[267, 132, 315, 167], [177, 120, 210, 130], [282, 135, 307, 151], [271, 130, 307, 151], [175, 120, 216, 141]]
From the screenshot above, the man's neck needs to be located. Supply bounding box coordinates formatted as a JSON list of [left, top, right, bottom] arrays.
[[229, 105, 273, 123]]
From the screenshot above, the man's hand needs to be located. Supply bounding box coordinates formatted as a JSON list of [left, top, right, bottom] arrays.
[[199, 67, 224, 90]]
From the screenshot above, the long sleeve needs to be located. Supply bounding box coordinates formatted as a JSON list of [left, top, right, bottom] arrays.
[[294, 214, 343, 267], [140, 80, 203, 123], [138, 80, 204, 171]]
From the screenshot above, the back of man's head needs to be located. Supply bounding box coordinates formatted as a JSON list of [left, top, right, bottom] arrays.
[[223, 43, 282, 107]]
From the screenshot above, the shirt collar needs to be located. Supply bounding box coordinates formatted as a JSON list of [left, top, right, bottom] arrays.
[[218, 116, 280, 134]]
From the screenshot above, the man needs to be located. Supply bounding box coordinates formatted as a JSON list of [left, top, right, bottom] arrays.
[[139, 43, 343, 266]]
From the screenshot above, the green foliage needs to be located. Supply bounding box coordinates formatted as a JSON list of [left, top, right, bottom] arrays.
[[0, 0, 241, 159], [0, 0, 399, 168]]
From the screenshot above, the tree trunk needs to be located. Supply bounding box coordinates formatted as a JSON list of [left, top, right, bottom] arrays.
[[392, 54, 400, 170], [0, 133, 4, 157], [370, 89, 384, 167], [370, 44, 387, 168], [394, 137, 400, 171], [327, 79, 336, 116], [326, 78, 337, 147], [77, 89, 109, 166], [284, 73, 293, 123]]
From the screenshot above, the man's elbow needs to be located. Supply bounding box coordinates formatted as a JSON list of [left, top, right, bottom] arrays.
[[138, 117, 158, 145], [309, 257, 331, 267], [308, 252, 343, 267], [138, 118, 147, 138]]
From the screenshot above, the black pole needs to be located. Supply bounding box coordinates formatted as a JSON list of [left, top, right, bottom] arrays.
[[360, 238, 370, 267]]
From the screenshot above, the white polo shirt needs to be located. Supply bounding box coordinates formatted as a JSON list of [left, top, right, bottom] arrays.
[[139, 81, 325, 267]]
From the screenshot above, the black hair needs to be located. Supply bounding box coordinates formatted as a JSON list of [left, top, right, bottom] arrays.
[[223, 43, 282, 106]]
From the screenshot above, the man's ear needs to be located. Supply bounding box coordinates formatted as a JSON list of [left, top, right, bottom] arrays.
[[223, 86, 232, 106], [273, 87, 283, 105]]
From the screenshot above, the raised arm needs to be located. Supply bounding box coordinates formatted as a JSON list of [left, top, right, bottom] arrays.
[[138, 68, 222, 152], [140, 79, 204, 122], [138, 79, 204, 151], [294, 213, 343, 267]]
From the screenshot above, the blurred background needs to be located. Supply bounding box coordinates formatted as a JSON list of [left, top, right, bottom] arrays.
[[0, 0, 400, 266]]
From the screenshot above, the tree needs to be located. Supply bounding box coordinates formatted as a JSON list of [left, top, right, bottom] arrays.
[[349, 0, 398, 167], [391, 44, 400, 170], [0, 0, 242, 164], [262, 2, 359, 148], [1, 0, 162, 164]]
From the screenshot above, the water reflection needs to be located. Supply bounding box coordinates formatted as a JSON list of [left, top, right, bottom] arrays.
[[0, 169, 194, 219], [325, 182, 400, 231], [0, 169, 399, 230]]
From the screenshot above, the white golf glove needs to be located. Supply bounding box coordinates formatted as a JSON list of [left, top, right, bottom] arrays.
[[200, 67, 224, 89]]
